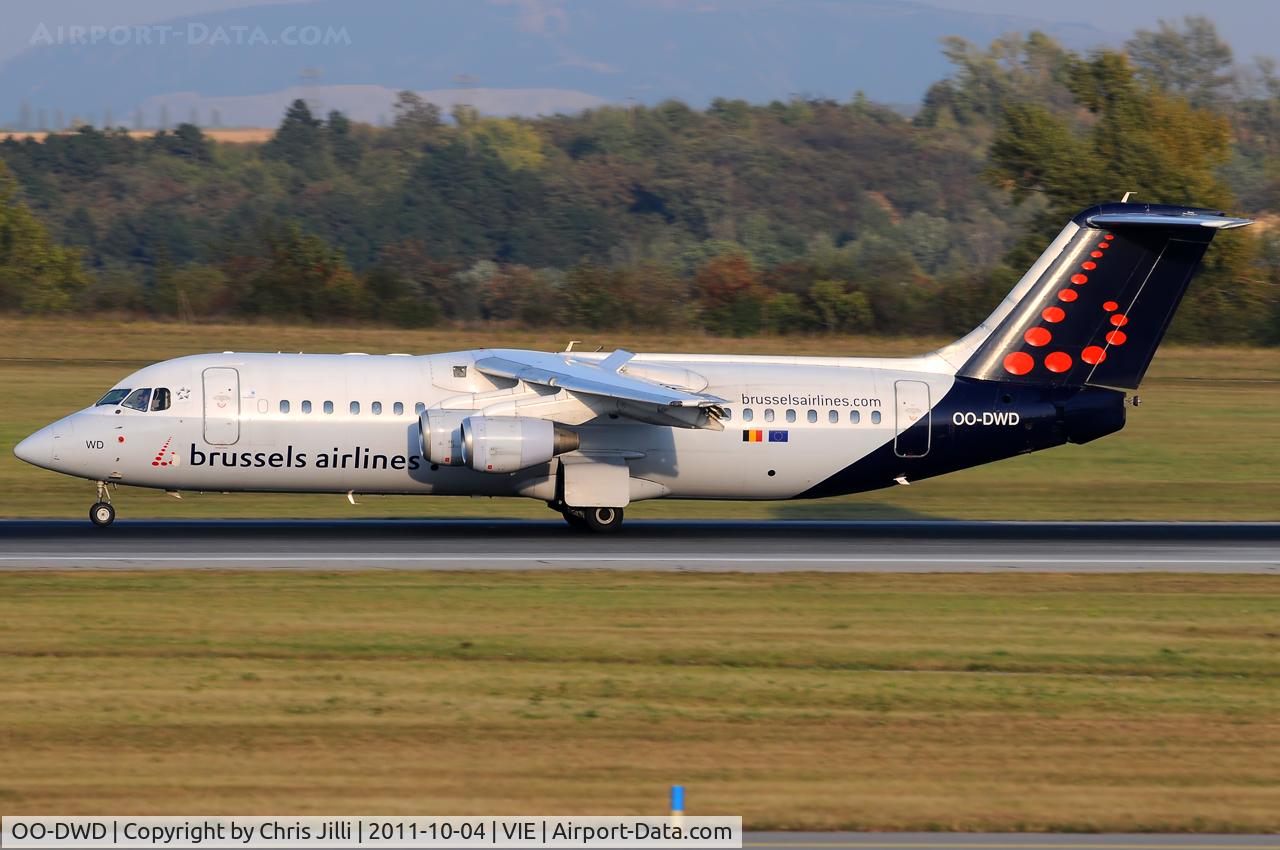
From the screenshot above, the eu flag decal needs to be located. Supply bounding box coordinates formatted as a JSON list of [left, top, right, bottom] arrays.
[[768, 430, 789, 442]]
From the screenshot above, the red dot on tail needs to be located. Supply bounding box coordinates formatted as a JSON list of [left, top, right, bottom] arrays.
[[1082, 261, 1097, 270], [1044, 351, 1073, 373], [1105, 234, 1115, 240], [1106, 330, 1128, 345], [1103, 300, 1119, 311], [152, 461, 159, 466], [1091, 250, 1103, 258], [1058, 289, 1078, 302], [1042, 306, 1066, 323], [1024, 327, 1051, 347], [1081, 345, 1107, 365], [117, 436, 125, 443], [1098, 242, 1110, 249], [1071, 273, 1088, 285], [1110, 313, 1129, 327], [1003, 352, 1034, 375]]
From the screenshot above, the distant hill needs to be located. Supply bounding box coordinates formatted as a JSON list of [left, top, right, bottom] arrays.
[[135, 86, 610, 128], [0, 0, 1112, 127]]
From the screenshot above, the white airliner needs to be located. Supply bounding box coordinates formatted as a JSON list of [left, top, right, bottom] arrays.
[[14, 203, 1251, 531]]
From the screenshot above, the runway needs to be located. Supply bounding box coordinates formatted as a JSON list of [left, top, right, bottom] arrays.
[[0, 519, 1276, 572], [741, 836, 1280, 850]]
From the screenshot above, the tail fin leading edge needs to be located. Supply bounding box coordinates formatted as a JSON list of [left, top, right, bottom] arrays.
[[952, 203, 1251, 390]]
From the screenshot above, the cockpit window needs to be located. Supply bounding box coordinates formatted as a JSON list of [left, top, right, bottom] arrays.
[[121, 388, 152, 411], [151, 387, 171, 411], [96, 388, 130, 406]]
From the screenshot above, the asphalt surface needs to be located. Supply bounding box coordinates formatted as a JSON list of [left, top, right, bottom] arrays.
[[0, 519, 1276, 572], [741, 836, 1280, 850]]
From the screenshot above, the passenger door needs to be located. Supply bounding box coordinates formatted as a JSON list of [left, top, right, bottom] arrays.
[[894, 379, 930, 458], [202, 367, 240, 445]]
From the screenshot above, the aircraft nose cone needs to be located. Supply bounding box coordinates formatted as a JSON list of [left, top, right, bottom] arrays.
[[14, 426, 55, 467]]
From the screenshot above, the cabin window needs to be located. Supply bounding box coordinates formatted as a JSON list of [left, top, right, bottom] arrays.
[[764, 409, 775, 423], [301, 400, 312, 414], [323, 401, 334, 414], [871, 410, 882, 424], [415, 402, 426, 416], [350, 401, 360, 415], [807, 409, 818, 423], [151, 388, 171, 411], [372, 401, 382, 415], [393, 402, 404, 416], [121, 388, 152, 411], [96, 388, 130, 406], [828, 410, 838, 424], [850, 410, 861, 424], [279, 400, 290, 414], [785, 409, 796, 423], [743, 408, 754, 422]]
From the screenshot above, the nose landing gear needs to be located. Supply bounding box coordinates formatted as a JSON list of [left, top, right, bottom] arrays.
[[89, 481, 115, 527], [90, 501, 116, 527]]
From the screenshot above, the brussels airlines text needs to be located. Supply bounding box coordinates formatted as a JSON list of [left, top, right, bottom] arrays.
[[190, 445, 423, 471]]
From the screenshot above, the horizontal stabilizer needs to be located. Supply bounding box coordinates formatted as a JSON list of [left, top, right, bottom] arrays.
[[1083, 212, 1253, 230]]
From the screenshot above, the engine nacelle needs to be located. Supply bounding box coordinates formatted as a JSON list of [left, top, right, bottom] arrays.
[[461, 416, 579, 473], [419, 409, 470, 466]]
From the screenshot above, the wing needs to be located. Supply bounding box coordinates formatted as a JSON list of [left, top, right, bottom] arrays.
[[475, 349, 727, 429]]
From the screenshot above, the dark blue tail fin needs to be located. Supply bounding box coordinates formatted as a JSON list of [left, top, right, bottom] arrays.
[[955, 203, 1251, 390]]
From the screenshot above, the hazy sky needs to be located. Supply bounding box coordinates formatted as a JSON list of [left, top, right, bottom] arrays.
[[2, 0, 1273, 66]]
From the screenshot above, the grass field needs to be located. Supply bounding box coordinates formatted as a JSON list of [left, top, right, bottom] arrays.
[[0, 570, 1276, 829], [2, 318, 1275, 520]]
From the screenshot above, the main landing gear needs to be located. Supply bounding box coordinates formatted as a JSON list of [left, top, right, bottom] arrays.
[[89, 481, 115, 527], [557, 505, 625, 534]]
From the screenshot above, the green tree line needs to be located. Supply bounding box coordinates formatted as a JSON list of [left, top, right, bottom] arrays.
[[1, 18, 1277, 342]]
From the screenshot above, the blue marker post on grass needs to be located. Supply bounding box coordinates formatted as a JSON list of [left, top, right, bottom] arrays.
[[670, 785, 685, 823]]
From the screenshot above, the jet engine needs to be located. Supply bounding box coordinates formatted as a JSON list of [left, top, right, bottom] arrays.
[[460, 416, 579, 473], [419, 409, 470, 466]]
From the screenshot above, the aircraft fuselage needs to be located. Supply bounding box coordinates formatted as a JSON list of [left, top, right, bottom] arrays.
[[17, 349, 1123, 504]]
